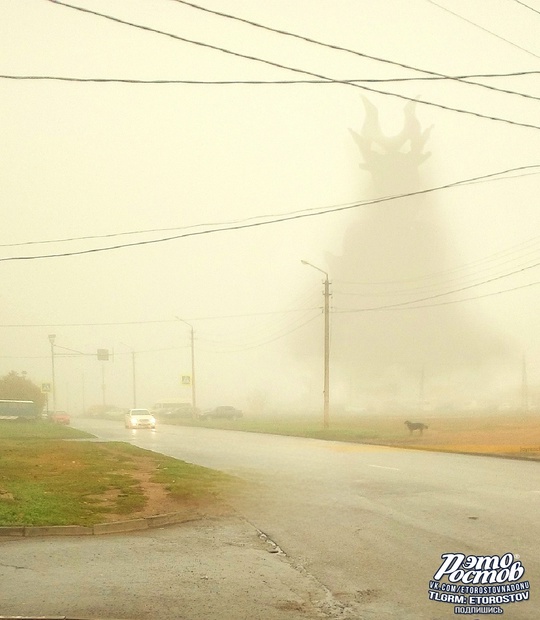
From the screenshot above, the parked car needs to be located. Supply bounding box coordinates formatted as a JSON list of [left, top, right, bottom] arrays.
[[124, 408, 156, 429], [153, 403, 195, 419], [151, 399, 193, 419], [199, 406, 243, 420], [50, 411, 70, 425]]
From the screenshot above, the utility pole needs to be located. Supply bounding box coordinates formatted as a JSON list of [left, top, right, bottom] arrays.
[[301, 260, 331, 429], [323, 274, 330, 429], [189, 326, 196, 413], [132, 350, 137, 408], [522, 354, 528, 413], [419, 365, 425, 410], [48, 334, 57, 414], [101, 362, 106, 410], [176, 317, 197, 414], [81, 370, 85, 416], [97, 349, 110, 411]]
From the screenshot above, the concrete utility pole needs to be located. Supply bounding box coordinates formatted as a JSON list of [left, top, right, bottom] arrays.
[[419, 365, 425, 410], [101, 363, 106, 410], [301, 260, 331, 429], [48, 334, 57, 414], [176, 317, 197, 414], [131, 350, 137, 408], [97, 349, 110, 410], [521, 354, 528, 413]]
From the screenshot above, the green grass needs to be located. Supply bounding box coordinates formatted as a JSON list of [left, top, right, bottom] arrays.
[[0, 419, 92, 440], [166, 413, 404, 442], [0, 421, 236, 527]]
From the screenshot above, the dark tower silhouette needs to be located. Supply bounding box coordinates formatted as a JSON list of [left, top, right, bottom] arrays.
[[326, 98, 510, 409]]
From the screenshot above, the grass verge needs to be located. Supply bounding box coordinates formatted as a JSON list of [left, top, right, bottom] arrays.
[[0, 420, 237, 527], [169, 412, 540, 460]]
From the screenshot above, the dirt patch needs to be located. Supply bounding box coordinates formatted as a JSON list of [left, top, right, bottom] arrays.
[[99, 455, 234, 522]]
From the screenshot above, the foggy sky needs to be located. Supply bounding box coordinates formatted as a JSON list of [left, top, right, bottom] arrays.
[[1, 0, 540, 414]]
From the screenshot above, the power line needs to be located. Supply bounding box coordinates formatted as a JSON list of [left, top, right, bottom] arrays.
[[2, 70, 539, 88], [46, 1, 540, 131], [0, 307, 321, 328], [171, 0, 540, 102], [0, 345, 187, 360], [333, 234, 540, 296], [511, 0, 540, 17], [335, 258, 540, 313], [0, 198, 377, 249], [334, 253, 540, 299], [334, 278, 540, 313], [5, 165, 538, 251], [426, 0, 540, 60], [198, 310, 321, 352], [2, 164, 540, 262], [4, 167, 540, 250]]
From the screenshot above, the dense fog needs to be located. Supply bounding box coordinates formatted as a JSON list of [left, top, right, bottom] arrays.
[[1, 1, 540, 416]]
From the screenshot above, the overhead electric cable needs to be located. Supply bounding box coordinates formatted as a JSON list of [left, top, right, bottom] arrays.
[[5, 165, 539, 250], [426, 0, 540, 59], [3, 164, 540, 259], [4, 166, 540, 249], [334, 251, 540, 297], [46, 1, 540, 131], [511, 0, 540, 17], [336, 258, 540, 313], [334, 233, 540, 293], [171, 0, 540, 102], [0, 307, 321, 328], [0, 198, 374, 249], [0, 345, 186, 359], [192, 287, 322, 346], [197, 311, 321, 352], [2, 70, 539, 88], [334, 278, 540, 312]]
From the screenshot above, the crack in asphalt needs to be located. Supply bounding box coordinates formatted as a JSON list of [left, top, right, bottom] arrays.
[[245, 519, 359, 619], [0, 562, 28, 570]]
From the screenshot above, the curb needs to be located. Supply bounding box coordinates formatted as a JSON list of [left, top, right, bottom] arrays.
[[0, 511, 191, 538]]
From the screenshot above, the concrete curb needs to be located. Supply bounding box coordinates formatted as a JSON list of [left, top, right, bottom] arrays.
[[0, 512, 192, 538]]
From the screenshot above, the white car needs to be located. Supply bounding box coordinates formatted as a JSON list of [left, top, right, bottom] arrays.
[[124, 408, 156, 429]]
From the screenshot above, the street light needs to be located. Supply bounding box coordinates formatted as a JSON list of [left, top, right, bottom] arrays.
[[48, 334, 57, 414], [176, 317, 197, 414], [301, 260, 330, 429]]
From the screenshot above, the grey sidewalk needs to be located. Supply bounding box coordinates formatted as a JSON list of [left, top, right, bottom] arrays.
[[0, 516, 346, 620]]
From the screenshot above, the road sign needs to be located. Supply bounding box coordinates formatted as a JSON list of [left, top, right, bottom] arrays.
[[41, 382, 51, 393], [97, 349, 109, 361], [181, 375, 191, 385]]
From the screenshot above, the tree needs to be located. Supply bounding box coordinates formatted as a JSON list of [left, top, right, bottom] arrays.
[[0, 371, 47, 412]]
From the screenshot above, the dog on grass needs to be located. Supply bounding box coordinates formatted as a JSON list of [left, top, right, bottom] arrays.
[[405, 420, 428, 435]]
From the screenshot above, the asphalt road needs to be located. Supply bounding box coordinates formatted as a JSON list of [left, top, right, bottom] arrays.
[[58, 417, 540, 620]]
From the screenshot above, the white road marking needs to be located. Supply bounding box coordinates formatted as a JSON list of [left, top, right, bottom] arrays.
[[367, 464, 400, 471]]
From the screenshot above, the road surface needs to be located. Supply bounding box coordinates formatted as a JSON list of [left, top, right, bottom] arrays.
[[66, 418, 539, 619]]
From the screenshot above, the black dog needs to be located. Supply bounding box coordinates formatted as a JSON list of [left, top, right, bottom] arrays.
[[405, 420, 428, 435]]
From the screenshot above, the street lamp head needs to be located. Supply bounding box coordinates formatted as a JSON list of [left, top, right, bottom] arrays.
[[301, 259, 329, 279], [176, 316, 193, 330]]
